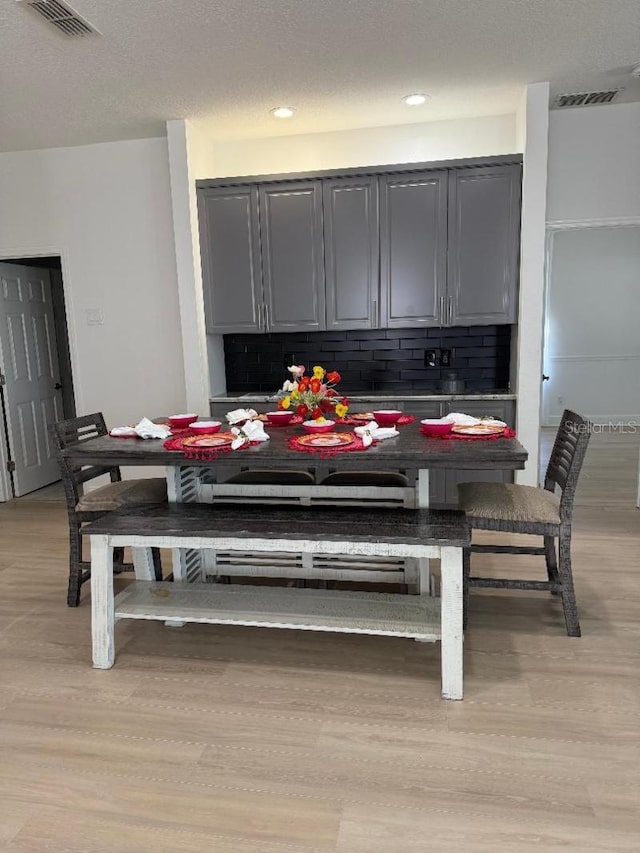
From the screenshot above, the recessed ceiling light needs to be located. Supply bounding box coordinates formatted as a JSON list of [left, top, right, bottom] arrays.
[[403, 94, 428, 106], [271, 106, 294, 118]]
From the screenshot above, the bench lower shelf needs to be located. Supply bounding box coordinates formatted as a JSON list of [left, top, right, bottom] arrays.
[[114, 581, 441, 641]]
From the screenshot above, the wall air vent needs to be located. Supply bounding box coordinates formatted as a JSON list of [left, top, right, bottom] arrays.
[[553, 90, 621, 109], [18, 0, 100, 36]]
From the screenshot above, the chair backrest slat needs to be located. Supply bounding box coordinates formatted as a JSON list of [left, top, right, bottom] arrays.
[[50, 413, 121, 510], [74, 465, 116, 485], [544, 409, 591, 522]]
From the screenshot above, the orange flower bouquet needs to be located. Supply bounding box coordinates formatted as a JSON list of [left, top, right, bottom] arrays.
[[278, 364, 349, 420]]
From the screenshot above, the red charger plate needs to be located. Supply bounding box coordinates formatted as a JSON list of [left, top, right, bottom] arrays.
[[296, 432, 354, 448], [182, 432, 236, 448]]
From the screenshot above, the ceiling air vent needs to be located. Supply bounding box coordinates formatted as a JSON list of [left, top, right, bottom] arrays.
[[18, 0, 100, 37], [553, 90, 621, 109]]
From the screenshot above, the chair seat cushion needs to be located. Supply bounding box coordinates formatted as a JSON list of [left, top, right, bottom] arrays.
[[458, 482, 560, 525], [77, 478, 167, 512], [320, 470, 409, 488], [224, 470, 315, 486]]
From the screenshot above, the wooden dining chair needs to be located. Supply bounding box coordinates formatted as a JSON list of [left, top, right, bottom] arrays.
[[51, 413, 167, 607], [458, 409, 592, 636]]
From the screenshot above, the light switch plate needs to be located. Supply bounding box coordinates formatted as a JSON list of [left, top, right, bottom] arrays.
[[86, 308, 104, 326]]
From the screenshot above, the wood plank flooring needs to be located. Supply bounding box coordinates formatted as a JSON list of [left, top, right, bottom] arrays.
[[1, 428, 639, 851]]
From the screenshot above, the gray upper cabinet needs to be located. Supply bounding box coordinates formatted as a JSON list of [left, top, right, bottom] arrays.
[[197, 159, 522, 335], [379, 171, 448, 328], [447, 166, 521, 326], [259, 182, 326, 332], [323, 177, 379, 330], [198, 186, 263, 333]]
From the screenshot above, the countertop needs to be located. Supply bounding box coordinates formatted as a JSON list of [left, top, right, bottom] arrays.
[[210, 390, 517, 403]]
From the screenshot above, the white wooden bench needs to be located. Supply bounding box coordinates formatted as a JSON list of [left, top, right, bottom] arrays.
[[83, 504, 469, 700]]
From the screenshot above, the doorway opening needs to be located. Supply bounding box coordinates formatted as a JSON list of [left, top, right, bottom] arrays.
[[0, 256, 75, 499], [543, 224, 640, 427]]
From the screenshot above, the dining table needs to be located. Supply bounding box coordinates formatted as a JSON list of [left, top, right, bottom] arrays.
[[63, 421, 527, 472], [63, 421, 528, 589]]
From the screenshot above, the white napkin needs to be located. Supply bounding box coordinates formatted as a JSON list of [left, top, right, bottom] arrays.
[[226, 408, 259, 425], [134, 417, 171, 439], [354, 420, 399, 448], [231, 419, 270, 450], [109, 426, 137, 438], [442, 412, 480, 426], [109, 417, 171, 439], [443, 412, 506, 427]]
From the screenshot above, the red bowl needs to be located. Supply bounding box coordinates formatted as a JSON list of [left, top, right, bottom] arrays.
[[373, 409, 402, 426], [266, 411, 294, 425], [168, 413, 198, 429], [420, 419, 453, 437], [190, 420, 222, 435], [302, 419, 335, 434]]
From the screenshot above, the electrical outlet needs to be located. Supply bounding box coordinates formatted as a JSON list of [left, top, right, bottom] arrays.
[[424, 349, 438, 368], [440, 348, 451, 367]]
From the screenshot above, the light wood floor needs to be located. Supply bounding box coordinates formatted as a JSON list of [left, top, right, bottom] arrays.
[[1, 429, 639, 851]]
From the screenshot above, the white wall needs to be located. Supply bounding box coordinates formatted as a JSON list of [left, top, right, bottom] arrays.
[[514, 82, 550, 486], [547, 103, 640, 222], [0, 138, 186, 433], [543, 103, 640, 426], [206, 114, 519, 177], [166, 120, 223, 413], [181, 122, 228, 397]]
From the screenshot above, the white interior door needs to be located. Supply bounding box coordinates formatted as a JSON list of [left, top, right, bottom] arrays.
[[0, 263, 64, 496]]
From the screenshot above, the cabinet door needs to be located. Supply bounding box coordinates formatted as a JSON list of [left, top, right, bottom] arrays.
[[198, 186, 263, 333], [442, 399, 516, 505], [379, 172, 447, 328], [447, 166, 521, 326], [402, 401, 443, 420], [259, 182, 325, 332], [323, 177, 379, 330]]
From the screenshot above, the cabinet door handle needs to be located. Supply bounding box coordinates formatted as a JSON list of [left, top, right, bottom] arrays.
[[372, 299, 378, 328], [264, 302, 269, 330], [439, 295, 445, 325], [256, 303, 262, 330], [448, 296, 453, 326]]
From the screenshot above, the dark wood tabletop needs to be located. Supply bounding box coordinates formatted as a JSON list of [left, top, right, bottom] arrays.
[[62, 424, 528, 471]]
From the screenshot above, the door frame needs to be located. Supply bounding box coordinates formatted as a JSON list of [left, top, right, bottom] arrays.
[[543, 216, 640, 427], [0, 246, 79, 502]]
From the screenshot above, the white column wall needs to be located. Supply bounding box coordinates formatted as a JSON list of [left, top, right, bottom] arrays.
[[514, 83, 550, 485], [166, 120, 221, 414]]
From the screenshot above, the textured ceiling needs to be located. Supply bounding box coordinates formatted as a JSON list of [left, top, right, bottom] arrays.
[[1, 0, 639, 152]]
